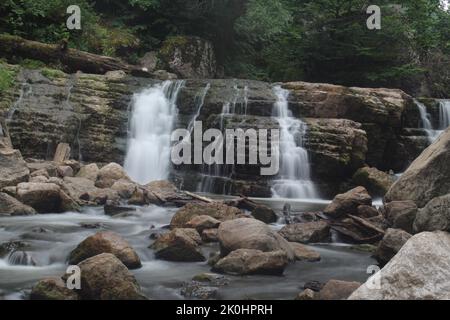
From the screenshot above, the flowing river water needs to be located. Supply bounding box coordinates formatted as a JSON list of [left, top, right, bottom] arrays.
[[0, 198, 375, 300]]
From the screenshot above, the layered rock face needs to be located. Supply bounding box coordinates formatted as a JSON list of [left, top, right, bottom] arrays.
[[0, 65, 425, 197]]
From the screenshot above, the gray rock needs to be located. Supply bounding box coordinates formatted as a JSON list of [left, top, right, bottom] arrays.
[[0, 192, 36, 216], [413, 194, 450, 233], [383, 201, 418, 233], [374, 228, 412, 266], [279, 221, 330, 244], [324, 187, 372, 218]]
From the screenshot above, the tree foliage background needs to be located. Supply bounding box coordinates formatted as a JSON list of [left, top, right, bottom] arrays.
[[0, 0, 448, 96]]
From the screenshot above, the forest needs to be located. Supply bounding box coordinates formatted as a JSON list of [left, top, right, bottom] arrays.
[[0, 0, 449, 97]]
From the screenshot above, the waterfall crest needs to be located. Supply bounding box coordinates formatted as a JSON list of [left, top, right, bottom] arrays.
[[271, 86, 317, 199], [415, 99, 450, 143], [124, 80, 184, 184]]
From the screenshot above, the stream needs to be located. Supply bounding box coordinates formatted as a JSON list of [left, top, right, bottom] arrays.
[[0, 198, 376, 300]]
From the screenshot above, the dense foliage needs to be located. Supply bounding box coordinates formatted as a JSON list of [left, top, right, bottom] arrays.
[[0, 0, 448, 96]]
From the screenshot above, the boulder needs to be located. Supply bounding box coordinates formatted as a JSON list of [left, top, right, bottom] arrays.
[[76, 163, 99, 181], [26, 160, 58, 177], [104, 203, 136, 217], [385, 127, 450, 208], [57, 165, 74, 178], [356, 205, 379, 219], [318, 280, 361, 300], [68, 231, 141, 269], [279, 221, 330, 244], [251, 205, 278, 224], [413, 194, 450, 233], [186, 215, 221, 233], [352, 167, 395, 196], [289, 242, 321, 262], [30, 175, 49, 183], [349, 231, 450, 300], [171, 202, 242, 228], [150, 228, 205, 262], [77, 253, 146, 300], [0, 192, 36, 216], [201, 228, 218, 242], [30, 169, 50, 179], [62, 177, 120, 204], [295, 289, 316, 300], [53, 143, 71, 163], [217, 218, 294, 260], [213, 249, 288, 276], [374, 228, 411, 266], [95, 163, 130, 189], [158, 36, 217, 79], [383, 201, 418, 234], [0, 148, 29, 189], [324, 187, 372, 218], [30, 277, 80, 300], [16, 182, 78, 213], [111, 179, 138, 199]]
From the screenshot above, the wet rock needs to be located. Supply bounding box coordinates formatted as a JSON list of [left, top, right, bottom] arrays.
[[352, 167, 395, 197], [68, 231, 141, 269], [218, 218, 294, 260], [356, 205, 379, 219], [303, 280, 325, 292], [77, 253, 146, 300], [181, 282, 218, 300], [289, 242, 321, 262], [383, 201, 417, 233], [0, 240, 29, 258], [186, 215, 221, 232], [295, 289, 316, 300], [150, 228, 205, 262], [7, 250, 36, 266], [0, 192, 36, 216], [111, 179, 138, 199], [171, 202, 242, 228], [279, 221, 330, 244], [0, 148, 29, 189], [385, 127, 450, 207], [76, 163, 99, 181], [95, 163, 130, 189], [374, 228, 411, 266], [251, 205, 278, 224], [413, 194, 450, 233], [192, 273, 229, 286], [213, 249, 288, 276], [324, 187, 372, 218], [30, 277, 79, 300], [319, 280, 361, 300], [62, 177, 120, 204], [104, 203, 136, 217], [201, 228, 218, 242], [350, 231, 450, 300], [16, 182, 78, 213]]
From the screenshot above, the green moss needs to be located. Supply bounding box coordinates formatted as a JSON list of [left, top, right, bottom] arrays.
[[159, 36, 189, 59], [0, 63, 17, 93], [41, 68, 65, 79], [19, 59, 46, 69]]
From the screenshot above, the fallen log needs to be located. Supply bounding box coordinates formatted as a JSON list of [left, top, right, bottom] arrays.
[[0, 34, 136, 74], [184, 191, 215, 203]]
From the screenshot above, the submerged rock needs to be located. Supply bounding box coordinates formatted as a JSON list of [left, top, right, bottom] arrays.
[[68, 231, 142, 269], [0, 192, 36, 216], [150, 228, 205, 262], [171, 202, 242, 228], [77, 253, 146, 300], [374, 228, 411, 266], [30, 277, 79, 300], [279, 221, 330, 244], [289, 242, 321, 262], [218, 218, 294, 260], [349, 231, 450, 300], [213, 249, 288, 276], [324, 186, 372, 218]]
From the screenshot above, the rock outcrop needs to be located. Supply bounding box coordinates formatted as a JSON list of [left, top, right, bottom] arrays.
[[324, 187, 372, 218], [413, 194, 450, 233]]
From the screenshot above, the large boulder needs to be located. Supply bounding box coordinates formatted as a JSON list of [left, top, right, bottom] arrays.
[[213, 249, 288, 276], [374, 228, 412, 266], [324, 187, 372, 218], [413, 194, 450, 233], [171, 202, 242, 228], [318, 280, 361, 300], [217, 218, 294, 260], [62, 177, 120, 204], [16, 182, 78, 213], [68, 231, 141, 269], [289, 242, 321, 262], [0, 148, 29, 189], [349, 231, 450, 300], [352, 167, 395, 197], [30, 277, 80, 300], [95, 163, 130, 189], [383, 201, 418, 234], [150, 228, 205, 262], [279, 221, 330, 244], [76, 163, 99, 181], [0, 192, 36, 216], [185, 215, 221, 233], [77, 253, 146, 300], [385, 127, 450, 208], [158, 36, 217, 79]]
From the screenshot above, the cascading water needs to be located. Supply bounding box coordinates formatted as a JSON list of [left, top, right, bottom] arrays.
[[271, 86, 317, 199], [415, 99, 440, 143], [186, 83, 210, 134], [124, 80, 184, 184], [438, 99, 450, 130]]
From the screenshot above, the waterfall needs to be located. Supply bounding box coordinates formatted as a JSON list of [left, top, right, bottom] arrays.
[[271, 86, 317, 199], [415, 99, 440, 143], [7, 251, 35, 266], [124, 80, 185, 184], [438, 100, 450, 130], [186, 83, 210, 134]]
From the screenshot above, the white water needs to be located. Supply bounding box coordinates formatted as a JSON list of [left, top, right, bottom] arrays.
[[271, 86, 318, 199], [124, 81, 184, 184], [438, 99, 450, 130], [415, 99, 450, 144]]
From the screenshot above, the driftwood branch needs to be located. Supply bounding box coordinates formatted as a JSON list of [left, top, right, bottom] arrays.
[[184, 191, 215, 203]]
